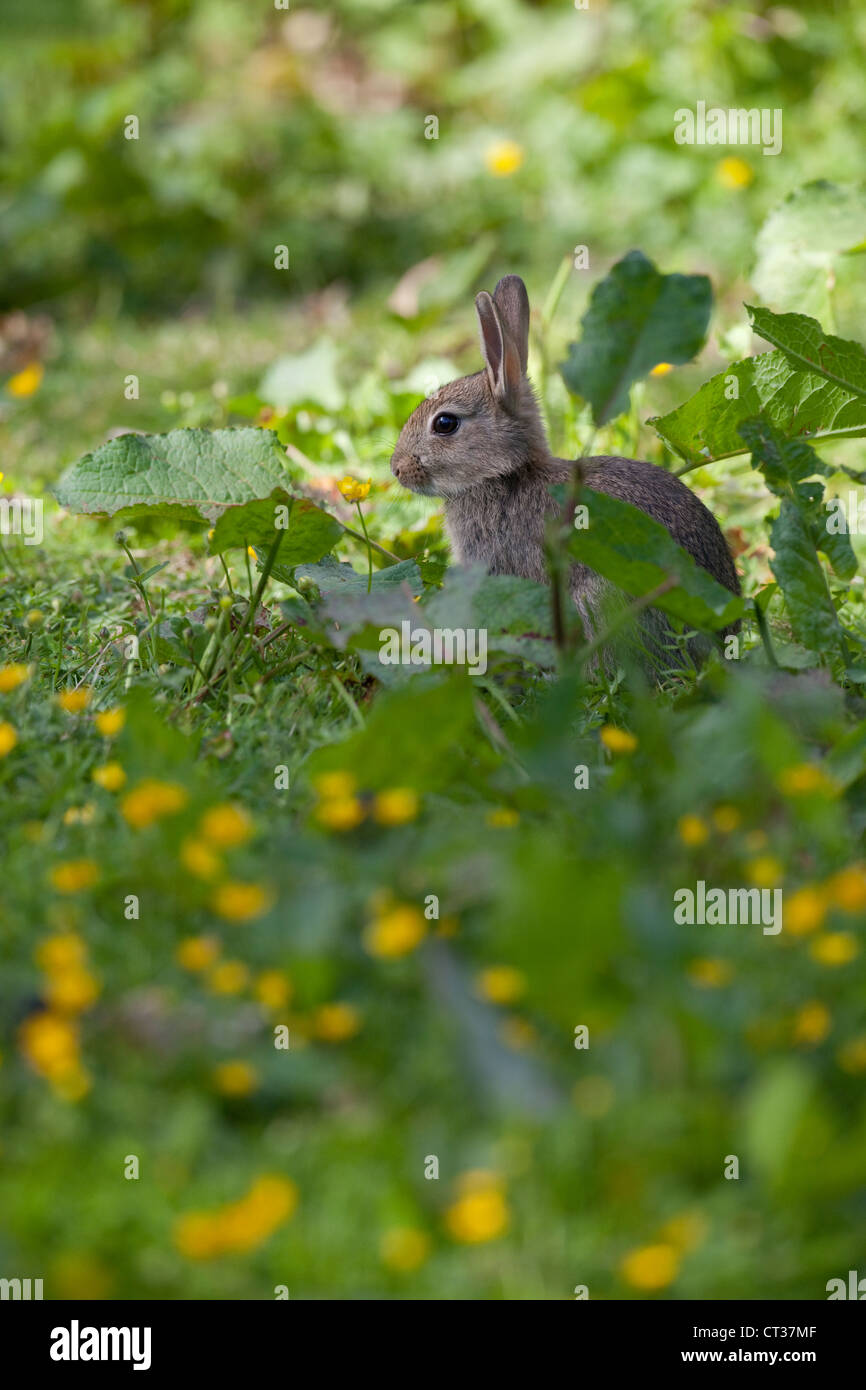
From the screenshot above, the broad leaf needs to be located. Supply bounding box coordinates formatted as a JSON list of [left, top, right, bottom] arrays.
[[560, 250, 711, 424], [209, 489, 342, 565], [752, 181, 866, 319]]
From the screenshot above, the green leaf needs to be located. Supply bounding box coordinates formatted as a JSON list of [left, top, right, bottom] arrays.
[[53, 427, 292, 524], [209, 489, 342, 565], [287, 554, 423, 596], [259, 340, 344, 413], [560, 250, 712, 425], [749, 305, 866, 400], [742, 1061, 813, 1182], [752, 181, 866, 319], [568, 487, 744, 631]]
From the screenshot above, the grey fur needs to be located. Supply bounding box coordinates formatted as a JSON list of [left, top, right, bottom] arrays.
[[390, 275, 740, 672]]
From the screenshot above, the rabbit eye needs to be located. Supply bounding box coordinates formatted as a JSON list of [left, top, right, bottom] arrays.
[[431, 412, 460, 436]]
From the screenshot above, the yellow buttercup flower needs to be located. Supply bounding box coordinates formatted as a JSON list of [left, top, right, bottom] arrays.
[[8, 362, 44, 397], [747, 856, 782, 888], [174, 1175, 298, 1260], [18, 1010, 81, 1081], [486, 807, 520, 828], [364, 903, 427, 959], [777, 763, 836, 797], [312, 1001, 362, 1042], [199, 802, 254, 848], [212, 880, 272, 923], [0, 722, 18, 756], [176, 936, 221, 972], [825, 865, 866, 913], [476, 965, 526, 1005], [445, 1173, 509, 1244], [35, 933, 86, 974], [810, 933, 859, 967], [313, 770, 356, 799], [484, 139, 524, 177], [650, 362, 674, 376], [0, 663, 31, 692], [213, 1060, 259, 1097], [46, 967, 100, 1015], [678, 814, 709, 847], [315, 796, 365, 831], [792, 1001, 831, 1046], [687, 957, 733, 988], [91, 761, 126, 792], [372, 788, 419, 826], [380, 1227, 431, 1272], [56, 688, 92, 714], [620, 1242, 680, 1291], [337, 476, 371, 502], [600, 725, 637, 754], [95, 707, 126, 737], [784, 886, 827, 936], [254, 970, 293, 1010], [120, 779, 188, 829], [180, 837, 223, 880], [716, 156, 753, 190], [206, 960, 249, 995], [50, 859, 100, 894]]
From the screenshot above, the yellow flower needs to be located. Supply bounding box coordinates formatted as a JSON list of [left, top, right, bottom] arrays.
[[364, 903, 427, 958], [484, 139, 524, 177], [445, 1173, 509, 1243], [825, 865, 866, 913], [247, 546, 257, 559], [380, 1227, 431, 1272], [212, 880, 272, 923], [810, 932, 859, 967], [254, 970, 293, 1010], [315, 796, 365, 831], [337, 476, 371, 503], [176, 936, 221, 972], [485, 807, 520, 828], [837, 1036, 866, 1074], [180, 837, 222, 880], [0, 722, 18, 757], [175, 1175, 298, 1260], [792, 1001, 831, 1046], [18, 1010, 80, 1080], [50, 859, 100, 894], [95, 706, 126, 737], [784, 886, 827, 936], [199, 802, 254, 848], [120, 778, 188, 829], [312, 1001, 362, 1042], [206, 960, 249, 995], [747, 856, 782, 888], [35, 933, 86, 973], [716, 156, 754, 189], [476, 965, 526, 1005], [91, 761, 126, 792], [372, 788, 419, 826], [25, 609, 43, 627], [777, 763, 836, 797], [46, 967, 100, 1015], [620, 1242, 680, 1291], [712, 804, 741, 833], [650, 362, 674, 376], [687, 957, 734, 988], [600, 725, 637, 754], [313, 770, 357, 799], [0, 663, 31, 692], [173, 1212, 228, 1260], [56, 688, 92, 714], [678, 814, 709, 847], [213, 1060, 259, 1097], [8, 362, 44, 397], [658, 1211, 708, 1255]]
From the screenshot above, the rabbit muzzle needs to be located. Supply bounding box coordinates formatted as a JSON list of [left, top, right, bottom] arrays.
[[390, 451, 433, 494]]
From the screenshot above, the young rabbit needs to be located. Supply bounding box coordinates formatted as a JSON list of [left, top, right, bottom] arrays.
[[390, 274, 740, 670]]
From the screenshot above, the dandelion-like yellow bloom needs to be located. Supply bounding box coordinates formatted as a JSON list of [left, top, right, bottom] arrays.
[[620, 1242, 680, 1291], [91, 761, 126, 792], [312, 1001, 362, 1041], [372, 787, 419, 826], [206, 960, 250, 995], [57, 688, 92, 714], [255, 970, 293, 1010], [35, 933, 86, 973], [120, 779, 188, 829], [176, 936, 221, 972], [810, 932, 859, 967], [315, 796, 365, 831], [476, 965, 526, 1004], [784, 886, 827, 936], [312, 770, 356, 798], [174, 1175, 298, 1260], [600, 725, 637, 754], [50, 859, 100, 894], [0, 721, 18, 757], [18, 1010, 80, 1080], [95, 707, 126, 737], [792, 1000, 831, 1045], [364, 903, 427, 958], [212, 880, 272, 923], [484, 139, 524, 177], [46, 967, 100, 1015], [825, 864, 866, 913], [716, 156, 754, 190], [0, 663, 31, 692], [180, 837, 222, 880], [8, 362, 44, 397], [747, 855, 782, 888], [213, 1060, 259, 1097], [445, 1174, 509, 1244], [650, 362, 674, 376], [678, 814, 709, 847], [380, 1227, 431, 1272], [199, 802, 254, 848], [485, 807, 520, 828], [337, 476, 371, 502], [687, 957, 733, 988]]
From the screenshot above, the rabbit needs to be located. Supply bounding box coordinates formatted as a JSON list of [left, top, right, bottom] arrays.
[[390, 274, 740, 672]]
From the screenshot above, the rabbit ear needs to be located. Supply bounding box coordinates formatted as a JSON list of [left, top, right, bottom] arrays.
[[475, 290, 522, 410], [492, 275, 530, 374]]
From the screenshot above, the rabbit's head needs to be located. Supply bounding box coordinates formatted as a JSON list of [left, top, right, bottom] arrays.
[[390, 275, 548, 498]]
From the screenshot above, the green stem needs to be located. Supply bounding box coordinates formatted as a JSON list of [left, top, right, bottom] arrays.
[[355, 501, 373, 593]]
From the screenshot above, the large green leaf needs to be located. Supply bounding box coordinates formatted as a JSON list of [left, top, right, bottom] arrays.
[[568, 487, 744, 631], [752, 181, 866, 319], [208, 489, 343, 564], [560, 250, 712, 425], [54, 427, 292, 523]]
